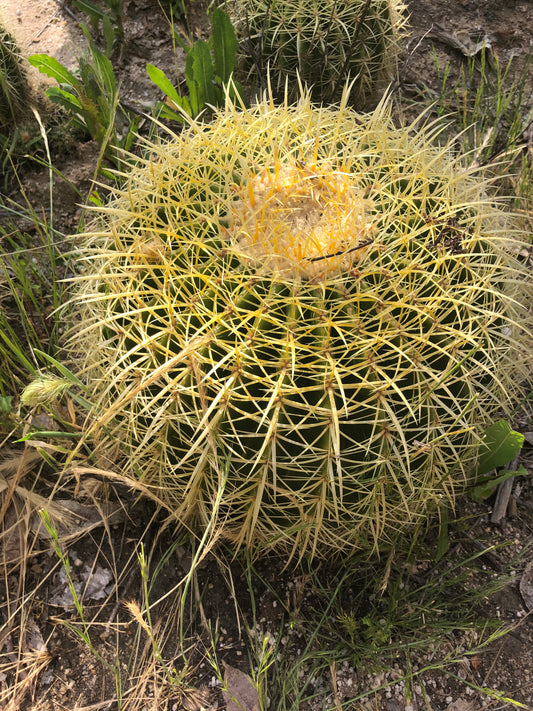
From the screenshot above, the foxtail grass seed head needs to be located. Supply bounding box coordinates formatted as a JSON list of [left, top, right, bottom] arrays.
[[69, 89, 533, 559], [21, 375, 70, 407]]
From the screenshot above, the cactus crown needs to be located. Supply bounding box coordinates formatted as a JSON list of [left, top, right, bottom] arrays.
[[228, 158, 375, 279], [225, 0, 408, 105], [70, 91, 532, 559]]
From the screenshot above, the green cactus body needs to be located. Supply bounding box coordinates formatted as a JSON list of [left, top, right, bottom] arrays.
[[224, 0, 408, 105], [0, 26, 30, 128], [72, 92, 532, 558]]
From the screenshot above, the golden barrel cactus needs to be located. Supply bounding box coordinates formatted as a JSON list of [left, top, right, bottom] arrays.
[[70, 91, 532, 558], [223, 0, 408, 105]]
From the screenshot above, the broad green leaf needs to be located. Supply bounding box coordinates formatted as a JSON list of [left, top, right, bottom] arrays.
[[187, 40, 216, 115], [46, 85, 83, 110], [476, 419, 524, 477], [146, 63, 182, 106], [45, 87, 85, 128], [210, 8, 238, 83], [184, 51, 198, 115], [28, 54, 81, 88], [73, 0, 105, 22], [470, 465, 528, 503]]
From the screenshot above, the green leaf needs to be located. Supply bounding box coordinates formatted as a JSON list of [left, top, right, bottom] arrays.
[[121, 115, 142, 151], [102, 15, 116, 58], [44, 87, 86, 132], [146, 63, 182, 106], [186, 40, 216, 115], [0, 396, 13, 415], [34, 349, 88, 390], [87, 40, 117, 95], [46, 85, 84, 112], [28, 54, 81, 88], [155, 101, 190, 122], [470, 465, 528, 503], [16, 430, 82, 442], [476, 419, 524, 478], [73, 0, 105, 23], [146, 64, 192, 120], [210, 8, 238, 84]]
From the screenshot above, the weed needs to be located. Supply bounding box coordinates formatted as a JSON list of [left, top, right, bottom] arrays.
[[0, 212, 63, 395], [434, 47, 532, 160], [29, 29, 140, 175], [193, 534, 527, 709], [425, 45, 533, 208], [73, 0, 125, 57], [147, 7, 243, 122]]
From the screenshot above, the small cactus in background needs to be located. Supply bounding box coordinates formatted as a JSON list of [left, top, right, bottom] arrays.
[[0, 25, 31, 129], [70, 90, 532, 559], [222, 0, 408, 105]]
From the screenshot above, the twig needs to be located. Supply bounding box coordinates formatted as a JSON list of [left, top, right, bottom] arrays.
[[52, 0, 80, 24], [491, 455, 520, 524]]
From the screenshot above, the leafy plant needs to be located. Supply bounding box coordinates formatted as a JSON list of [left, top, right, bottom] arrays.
[[68, 86, 533, 560], [476, 419, 525, 477], [222, 0, 408, 105], [28, 30, 140, 172], [147, 7, 243, 122], [73, 0, 124, 57], [469, 419, 527, 503]]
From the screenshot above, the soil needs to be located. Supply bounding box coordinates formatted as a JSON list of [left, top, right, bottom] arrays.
[[0, 1, 533, 710]]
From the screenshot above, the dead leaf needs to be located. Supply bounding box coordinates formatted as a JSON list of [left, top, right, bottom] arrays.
[[48, 563, 113, 607], [445, 700, 474, 711], [0, 496, 25, 570], [523, 431, 533, 446], [222, 660, 260, 711], [22, 615, 47, 654]]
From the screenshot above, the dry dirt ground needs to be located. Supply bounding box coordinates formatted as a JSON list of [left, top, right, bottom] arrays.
[[0, 1, 533, 710]]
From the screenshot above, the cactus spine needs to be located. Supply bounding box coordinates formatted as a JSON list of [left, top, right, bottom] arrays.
[[224, 0, 408, 105], [71, 91, 532, 558]]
